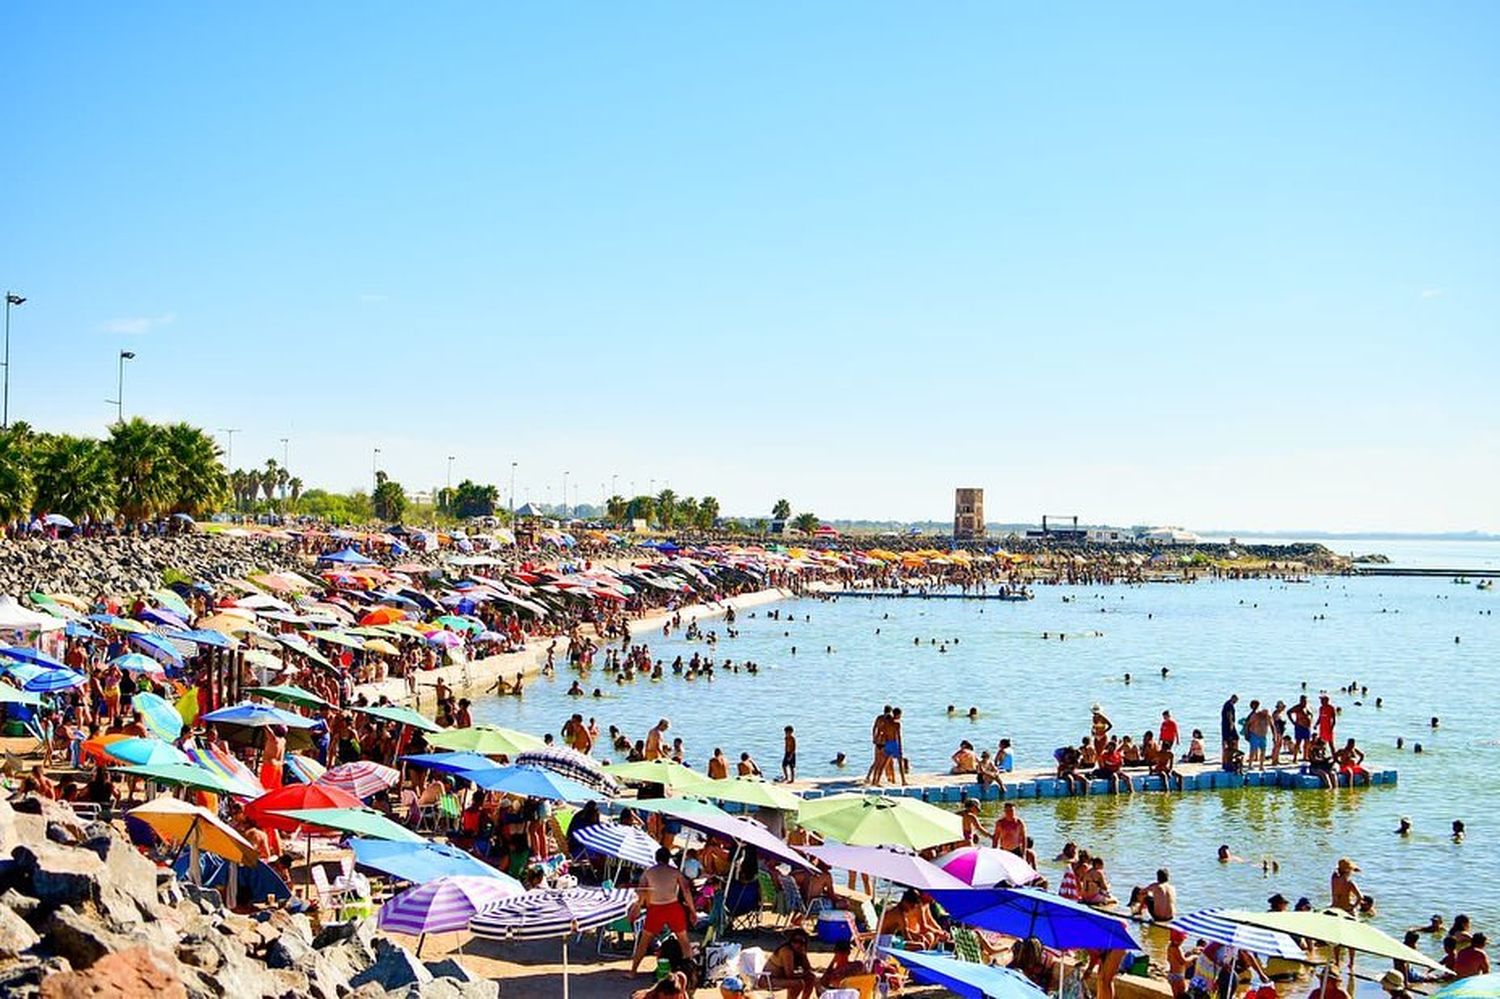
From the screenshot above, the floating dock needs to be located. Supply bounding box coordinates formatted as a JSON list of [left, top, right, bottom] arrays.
[[824, 590, 1034, 601], [779, 762, 1397, 804], [1351, 567, 1500, 578]]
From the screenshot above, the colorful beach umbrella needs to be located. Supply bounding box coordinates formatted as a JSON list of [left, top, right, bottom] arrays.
[[316, 761, 401, 799], [934, 846, 1041, 888], [284, 753, 327, 784], [129, 795, 257, 866], [114, 763, 246, 797], [22, 668, 87, 693], [1430, 975, 1500, 999], [466, 765, 599, 802], [132, 691, 184, 740], [350, 838, 518, 885], [0, 646, 67, 669], [514, 747, 618, 797], [469, 888, 637, 999], [269, 807, 425, 843], [925, 887, 1139, 951], [103, 737, 191, 767], [602, 758, 716, 794], [794, 793, 963, 851], [571, 822, 661, 869], [700, 777, 802, 812], [379, 875, 523, 942], [0, 683, 44, 706], [1167, 910, 1305, 960], [245, 783, 364, 832], [129, 633, 186, 667]]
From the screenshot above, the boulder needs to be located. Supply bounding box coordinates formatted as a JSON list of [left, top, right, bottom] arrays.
[[348, 937, 434, 992], [41, 904, 134, 968], [0, 887, 40, 919], [13, 834, 160, 925], [0, 900, 41, 957], [0, 955, 71, 999], [39, 946, 186, 999]]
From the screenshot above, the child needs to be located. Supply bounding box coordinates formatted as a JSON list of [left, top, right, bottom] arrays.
[[781, 725, 797, 782]]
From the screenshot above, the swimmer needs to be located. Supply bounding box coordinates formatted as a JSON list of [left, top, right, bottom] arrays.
[[947, 705, 956, 715], [1414, 743, 1423, 754], [1453, 820, 1465, 843], [830, 752, 847, 768], [1431, 717, 1440, 728], [1161, 667, 1169, 678], [1217, 844, 1245, 863], [1397, 817, 1412, 836], [967, 707, 979, 720], [1123, 673, 1131, 684]]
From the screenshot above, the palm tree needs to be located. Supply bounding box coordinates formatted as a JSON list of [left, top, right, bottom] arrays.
[[0, 428, 35, 527], [108, 418, 174, 522], [275, 466, 290, 508], [605, 494, 627, 524], [288, 477, 303, 507], [792, 511, 820, 535], [162, 422, 227, 516], [677, 496, 699, 532], [698, 496, 720, 531], [625, 495, 656, 525], [772, 498, 791, 522], [32, 434, 114, 522], [655, 488, 677, 529]]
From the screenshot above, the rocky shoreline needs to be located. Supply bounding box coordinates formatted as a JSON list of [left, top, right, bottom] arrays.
[[0, 535, 307, 597], [0, 795, 495, 998]]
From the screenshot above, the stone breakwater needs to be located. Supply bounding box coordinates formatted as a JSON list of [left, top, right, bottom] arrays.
[[0, 796, 497, 999], [0, 534, 307, 597]]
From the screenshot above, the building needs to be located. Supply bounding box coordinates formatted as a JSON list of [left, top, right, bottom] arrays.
[[954, 488, 985, 539]]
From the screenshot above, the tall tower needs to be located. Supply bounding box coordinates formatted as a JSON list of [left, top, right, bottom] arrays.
[[954, 487, 985, 539]]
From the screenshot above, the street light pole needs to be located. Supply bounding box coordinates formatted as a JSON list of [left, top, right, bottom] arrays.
[[509, 461, 517, 533], [372, 447, 381, 493], [446, 455, 455, 490], [3, 292, 25, 429], [218, 428, 240, 468], [106, 350, 136, 423], [562, 470, 570, 520], [279, 437, 290, 502]]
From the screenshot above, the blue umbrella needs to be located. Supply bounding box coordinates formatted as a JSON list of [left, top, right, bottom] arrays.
[[139, 608, 189, 629], [879, 948, 1048, 999], [111, 652, 165, 675], [163, 628, 238, 650], [23, 667, 87, 693], [319, 547, 376, 565], [129, 633, 186, 668], [924, 887, 1139, 951], [132, 691, 184, 740], [65, 621, 100, 640], [571, 822, 660, 868], [465, 765, 599, 802], [103, 737, 191, 766], [400, 751, 503, 776], [201, 702, 318, 729], [350, 838, 517, 885], [0, 646, 67, 670]]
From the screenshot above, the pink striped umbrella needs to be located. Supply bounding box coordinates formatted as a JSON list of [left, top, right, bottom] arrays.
[[933, 845, 1040, 887], [315, 761, 400, 799]]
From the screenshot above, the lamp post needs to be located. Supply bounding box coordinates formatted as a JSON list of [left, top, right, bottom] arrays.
[[219, 428, 240, 468], [372, 447, 381, 494], [279, 437, 290, 502], [3, 292, 24, 429], [106, 350, 136, 423], [509, 461, 517, 533], [562, 470, 570, 520]]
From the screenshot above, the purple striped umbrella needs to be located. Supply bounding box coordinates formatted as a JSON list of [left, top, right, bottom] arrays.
[[315, 761, 400, 799], [378, 875, 523, 952]]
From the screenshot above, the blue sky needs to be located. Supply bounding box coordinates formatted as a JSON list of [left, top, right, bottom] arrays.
[[3, 4, 1496, 531]]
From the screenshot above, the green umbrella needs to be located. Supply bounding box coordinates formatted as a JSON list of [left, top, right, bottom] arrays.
[[352, 703, 440, 733], [794, 793, 963, 851], [433, 615, 483, 633], [700, 777, 803, 813], [114, 763, 248, 796], [0, 682, 45, 706], [603, 759, 717, 794], [1218, 911, 1444, 969], [306, 629, 366, 649], [246, 684, 330, 710], [425, 725, 544, 755], [270, 807, 425, 843], [617, 796, 733, 822], [151, 588, 193, 618]]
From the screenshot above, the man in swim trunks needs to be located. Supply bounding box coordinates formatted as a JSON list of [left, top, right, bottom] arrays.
[[1289, 695, 1313, 762], [1330, 857, 1362, 913], [645, 718, 670, 761], [1220, 694, 1240, 769], [884, 707, 907, 786], [630, 847, 696, 973], [1159, 710, 1179, 752], [1317, 694, 1337, 746], [992, 802, 1028, 856], [1245, 700, 1270, 771]]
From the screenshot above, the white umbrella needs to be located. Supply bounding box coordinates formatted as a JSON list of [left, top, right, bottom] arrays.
[[469, 888, 635, 999]]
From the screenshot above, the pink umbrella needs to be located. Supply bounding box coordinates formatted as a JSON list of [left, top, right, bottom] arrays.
[[800, 844, 967, 890], [933, 845, 1040, 887], [316, 761, 401, 800]]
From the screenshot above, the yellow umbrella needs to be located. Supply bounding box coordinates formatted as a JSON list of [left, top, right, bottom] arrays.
[[197, 613, 257, 635], [364, 639, 400, 656], [129, 795, 258, 875]]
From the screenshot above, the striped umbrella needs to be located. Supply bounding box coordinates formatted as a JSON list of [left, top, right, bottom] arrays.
[[517, 747, 618, 797], [378, 875, 522, 951], [1168, 909, 1305, 959], [571, 822, 660, 869], [934, 845, 1041, 887], [470, 888, 637, 999], [22, 667, 87, 693], [317, 761, 401, 799], [285, 754, 327, 784]]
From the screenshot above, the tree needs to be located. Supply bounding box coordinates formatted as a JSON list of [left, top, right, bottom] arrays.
[[625, 495, 656, 525], [677, 496, 699, 532], [772, 498, 791, 522], [448, 479, 499, 519], [0, 428, 35, 526], [372, 471, 407, 523], [288, 477, 303, 506], [108, 418, 174, 521], [697, 496, 720, 531], [605, 494, 627, 524], [32, 434, 114, 522], [655, 489, 677, 529], [261, 459, 279, 504], [162, 422, 227, 516], [792, 512, 820, 535]]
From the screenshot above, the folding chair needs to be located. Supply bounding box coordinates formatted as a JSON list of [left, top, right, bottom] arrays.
[[310, 864, 355, 915]]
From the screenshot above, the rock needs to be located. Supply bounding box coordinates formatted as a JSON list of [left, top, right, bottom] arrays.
[[0, 887, 41, 919], [424, 958, 485, 985], [41, 905, 134, 968], [349, 937, 434, 992], [0, 955, 71, 999], [263, 931, 314, 969], [13, 832, 161, 925], [312, 916, 364, 949], [0, 901, 41, 957], [0, 798, 19, 853], [46, 821, 77, 845], [39, 946, 186, 999]]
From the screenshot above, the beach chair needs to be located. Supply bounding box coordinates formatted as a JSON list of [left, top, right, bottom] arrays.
[[775, 871, 813, 928], [437, 792, 461, 831], [952, 925, 985, 964], [757, 870, 786, 927], [310, 864, 355, 914]]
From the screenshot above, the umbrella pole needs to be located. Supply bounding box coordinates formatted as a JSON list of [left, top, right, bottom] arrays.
[[417, 932, 425, 957], [187, 816, 203, 886], [562, 937, 570, 999]]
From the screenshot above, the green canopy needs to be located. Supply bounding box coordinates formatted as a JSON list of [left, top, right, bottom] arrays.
[[352, 703, 440, 733], [114, 763, 246, 796], [0, 683, 45, 706], [603, 759, 717, 794], [1218, 911, 1444, 969], [306, 629, 366, 650], [269, 807, 424, 842], [700, 777, 802, 813], [425, 725, 544, 755], [245, 684, 330, 710], [617, 796, 733, 822], [794, 793, 963, 851]]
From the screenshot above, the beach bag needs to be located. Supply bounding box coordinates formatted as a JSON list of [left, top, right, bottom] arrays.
[[704, 941, 742, 982]]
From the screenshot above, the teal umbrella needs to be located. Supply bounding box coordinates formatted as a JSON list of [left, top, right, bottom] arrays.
[[104, 738, 191, 766], [132, 691, 184, 741], [1431, 974, 1500, 999], [351, 703, 439, 733], [0, 683, 44, 706], [245, 684, 330, 710], [115, 763, 247, 796], [270, 807, 425, 842]]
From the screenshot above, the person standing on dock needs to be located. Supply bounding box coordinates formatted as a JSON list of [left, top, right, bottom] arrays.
[[1220, 694, 1240, 769], [1290, 696, 1314, 761], [1318, 694, 1338, 747]]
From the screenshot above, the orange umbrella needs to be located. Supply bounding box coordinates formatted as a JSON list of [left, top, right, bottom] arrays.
[[80, 733, 128, 766], [359, 607, 406, 626]]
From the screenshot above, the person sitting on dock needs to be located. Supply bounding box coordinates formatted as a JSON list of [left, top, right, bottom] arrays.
[[1055, 745, 1089, 795], [1308, 739, 1337, 789], [1336, 738, 1370, 786], [1182, 729, 1206, 763], [1093, 739, 1133, 794], [975, 750, 1004, 792], [950, 740, 978, 775], [1078, 856, 1117, 907]]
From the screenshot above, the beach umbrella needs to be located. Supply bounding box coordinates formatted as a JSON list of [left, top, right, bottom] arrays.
[[466, 765, 599, 802], [351, 703, 439, 733], [603, 759, 716, 794], [151, 588, 193, 618], [165, 627, 239, 650], [794, 793, 963, 852], [1430, 975, 1500, 999], [879, 947, 1048, 999], [306, 629, 366, 650], [379, 875, 524, 951], [103, 737, 192, 767], [924, 887, 1139, 951], [64, 621, 99, 640], [1167, 910, 1306, 960], [426, 725, 545, 756], [425, 631, 463, 649], [363, 638, 400, 656], [115, 763, 248, 797], [285, 754, 327, 784], [129, 795, 258, 867], [139, 607, 190, 630], [350, 838, 520, 885], [132, 691, 184, 740], [21, 668, 87, 693], [401, 751, 502, 776], [1216, 911, 1443, 969], [197, 613, 257, 635], [700, 777, 802, 813], [316, 761, 401, 799], [320, 547, 376, 565], [934, 846, 1042, 888], [245, 783, 365, 832], [200, 702, 318, 750], [433, 615, 483, 633], [571, 822, 660, 869], [41, 513, 75, 528], [469, 888, 637, 999], [129, 633, 186, 667], [111, 652, 166, 675], [270, 807, 425, 843], [245, 684, 330, 710], [514, 747, 618, 797], [623, 797, 813, 870], [182, 741, 266, 798], [0, 683, 44, 706], [0, 646, 67, 669], [801, 844, 967, 890]]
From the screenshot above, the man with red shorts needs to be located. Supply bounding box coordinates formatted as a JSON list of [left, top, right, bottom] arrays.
[[630, 847, 696, 974]]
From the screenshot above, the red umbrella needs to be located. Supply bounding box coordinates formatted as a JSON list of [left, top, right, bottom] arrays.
[[359, 607, 405, 626], [244, 783, 364, 832]]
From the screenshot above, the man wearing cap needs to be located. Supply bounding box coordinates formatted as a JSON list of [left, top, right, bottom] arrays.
[[1268, 893, 1290, 912], [1331, 858, 1363, 913]]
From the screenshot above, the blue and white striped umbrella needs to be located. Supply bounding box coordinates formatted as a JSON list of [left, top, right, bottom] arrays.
[[1168, 909, 1305, 959], [22, 667, 87, 693], [469, 887, 636, 942], [572, 822, 660, 869], [378, 875, 523, 937]]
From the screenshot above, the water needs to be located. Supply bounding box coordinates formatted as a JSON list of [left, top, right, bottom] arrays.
[[472, 545, 1500, 944]]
